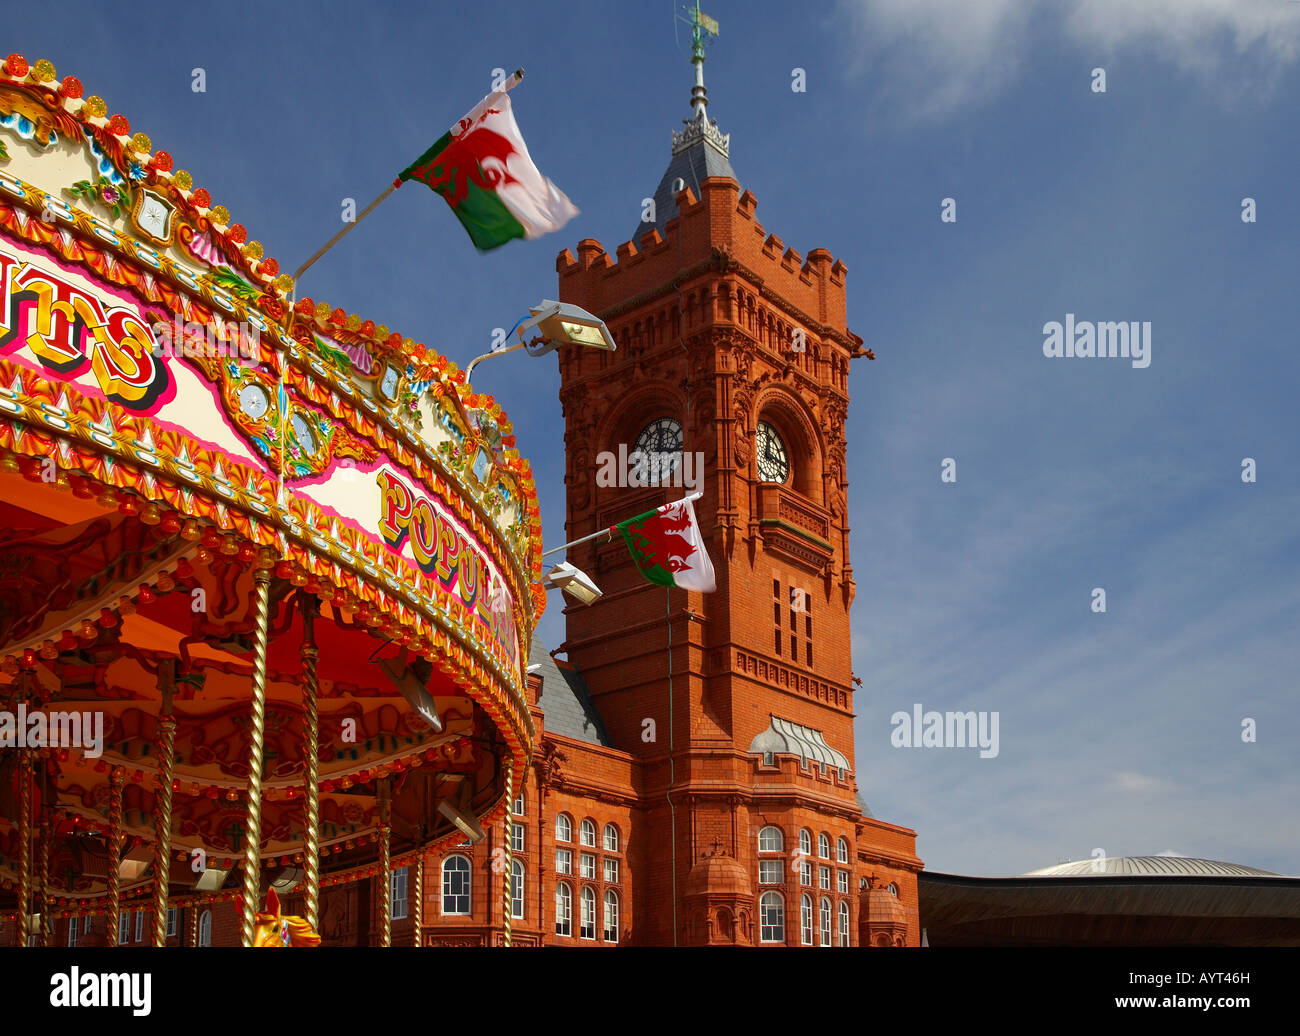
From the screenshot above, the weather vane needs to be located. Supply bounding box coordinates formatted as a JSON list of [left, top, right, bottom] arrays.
[[674, 1, 719, 120]]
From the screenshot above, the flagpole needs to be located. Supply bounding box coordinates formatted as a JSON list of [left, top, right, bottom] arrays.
[[541, 491, 702, 558], [291, 183, 399, 285]]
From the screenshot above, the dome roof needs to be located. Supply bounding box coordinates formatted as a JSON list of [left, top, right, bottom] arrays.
[[862, 885, 908, 925], [684, 852, 753, 898], [1023, 856, 1284, 878]]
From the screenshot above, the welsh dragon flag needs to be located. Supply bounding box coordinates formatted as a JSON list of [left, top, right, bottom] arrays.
[[617, 497, 716, 593], [397, 82, 579, 251]]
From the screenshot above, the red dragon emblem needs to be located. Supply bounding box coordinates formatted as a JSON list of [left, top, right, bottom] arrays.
[[627, 503, 697, 574], [407, 109, 521, 208]]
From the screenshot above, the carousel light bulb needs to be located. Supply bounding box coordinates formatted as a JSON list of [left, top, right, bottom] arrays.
[[221, 537, 239, 557], [159, 512, 182, 535], [96, 490, 117, 509], [21, 648, 37, 668], [77, 619, 97, 641], [237, 543, 255, 564], [195, 547, 212, 564], [180, 519, 201, 541], [118, 496, 139, 517], [174, 558, 193, 578], [38, 640, 57, 660], [290, 570, 307, 587], [155, 573, 175, 592]]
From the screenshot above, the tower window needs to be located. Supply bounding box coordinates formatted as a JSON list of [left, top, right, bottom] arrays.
[[775, 580, 814, 665]]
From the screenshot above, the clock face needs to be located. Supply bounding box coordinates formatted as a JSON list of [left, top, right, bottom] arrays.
[[633, 417, 683, 484], [755, 420, 789, 483]]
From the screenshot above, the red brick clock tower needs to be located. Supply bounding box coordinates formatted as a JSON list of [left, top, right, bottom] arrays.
[[551, 34, 921, 946]]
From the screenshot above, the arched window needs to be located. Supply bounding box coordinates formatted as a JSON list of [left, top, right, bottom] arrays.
[[510, 859, 525, 919], [819, 897, 833, 946], [888, 882, 899, 896], [838, 901, 850, 946], [441, 854, 472, 915], [580, 886, 597, 939], [555, 813, 573, 843], [603, 823, 620, 852], [818, 833, 831, 859], [198, 910, 212, 948], [800, 893, 814, 946], [799, 829, 812, 855], [555, 882, 572, 937], [603, 890, 620, 943], [579, 819, 597, 847], [760, 891, 785, 943], [512, 789, 526, 816], [758, 826, 783, 853], [837, 836, 850, 864]]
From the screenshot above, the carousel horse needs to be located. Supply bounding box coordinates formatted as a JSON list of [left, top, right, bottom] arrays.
[[251, 887, 321, 947]]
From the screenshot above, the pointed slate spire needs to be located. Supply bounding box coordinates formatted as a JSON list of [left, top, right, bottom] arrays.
[[631, 2, 736, 241]]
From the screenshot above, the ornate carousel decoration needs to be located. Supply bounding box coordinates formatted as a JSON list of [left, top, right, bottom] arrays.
[[0, 53, 543, 946]]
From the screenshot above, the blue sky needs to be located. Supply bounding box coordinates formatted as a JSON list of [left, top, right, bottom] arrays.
[[11, 0, 1298, 877]]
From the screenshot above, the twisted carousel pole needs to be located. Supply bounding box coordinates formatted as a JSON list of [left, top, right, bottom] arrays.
[[377, 777, 391, 948], [105, 766, 125, 946], [15, 750, 31, 947], [502, 761, 513, 947], [38, 809, 52, 947], [411, 854, 423, 947], [299, 595, 321, 934], [151, 659, 177, 946], [239, 559, 274, 947]]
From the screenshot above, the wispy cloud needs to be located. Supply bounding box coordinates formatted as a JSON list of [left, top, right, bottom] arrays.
[[836, 0, 1300, 121]]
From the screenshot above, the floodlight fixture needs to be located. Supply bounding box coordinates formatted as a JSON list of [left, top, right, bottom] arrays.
[[465, 300, 615, 379], [542, 561, 603, 606]]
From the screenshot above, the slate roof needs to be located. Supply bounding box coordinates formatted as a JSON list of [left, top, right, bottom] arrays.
[[529, 636, 613, 748], [631, 118, 738, 241]]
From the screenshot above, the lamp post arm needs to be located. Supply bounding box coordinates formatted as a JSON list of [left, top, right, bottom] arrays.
[[465, 340, 529, 380]]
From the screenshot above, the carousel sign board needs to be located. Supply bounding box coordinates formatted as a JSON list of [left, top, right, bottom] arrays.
[[0, 227, 522, 671]]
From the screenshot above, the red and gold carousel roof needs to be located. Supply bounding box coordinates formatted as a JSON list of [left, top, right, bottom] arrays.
[[0, 53, 542, 912]]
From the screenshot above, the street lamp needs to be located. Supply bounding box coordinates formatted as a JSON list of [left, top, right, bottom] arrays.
[[465, 299, 616, 379]]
